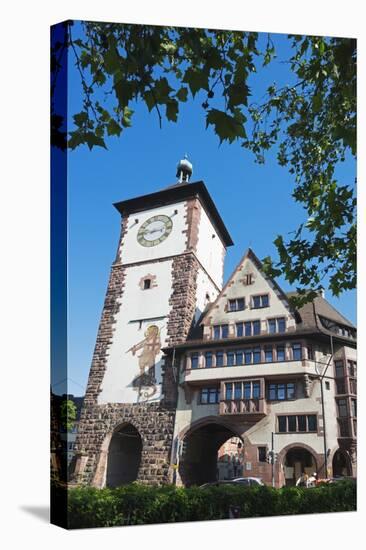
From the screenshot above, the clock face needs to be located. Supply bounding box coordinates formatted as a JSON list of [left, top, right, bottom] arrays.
[[137, 215, 173, 247]]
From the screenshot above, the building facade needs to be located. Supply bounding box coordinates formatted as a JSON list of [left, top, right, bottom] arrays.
[[73, 162, 356, 488]]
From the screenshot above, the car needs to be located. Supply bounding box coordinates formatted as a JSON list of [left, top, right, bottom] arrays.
[[199, 477, 264, 488], [231, 477, 264, 486]]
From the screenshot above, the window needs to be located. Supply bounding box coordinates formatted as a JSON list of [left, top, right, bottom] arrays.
[[225, 380, 261, 401], [297, 415, 307, 432], [228, 298, 245, 311], [253, 320, 261, 335], [264, 346, 273, 362], [200, 387, 220, 404], [278, 414, 317, 433], [243, 273, 253, 285], [205, 352, 213, 368], [325, 381, 330, 390], [225, 383, 233, 400], [253, 347, 261, 363], [143, 278, 151, 290], [227, 351, 235, 366], [191, 354, 199, 369], [349, 379, 357, 394], [216, 352, 224, 367], [235, 350, 244, 365], [244, 348, 252, 364], [336, 379, 346, 394], [221, 325, 229, 338], [307, 346, 314, 360], [252, 382, 260, 399], [268, 317, 286, 334], [268, 382, 296, 401], [337, 399, 348, 417], [243, 320, 260, 336], [252, 294, 269, 308], [348, 360, 357, 377], [338, 418, 350, 437], [234, 382, 242, 399], [276, 345, 285, 361], [258, 447, 267, 462], [292, 343, 302, 361], [278, 416, 287, 433], [351, 399, 357, 417], [334, 360, 344, 378], [213, 325, 229, 339], [236, 323, 244, 337], [243, 382, 251, 399], [307, 415, 317, 432]]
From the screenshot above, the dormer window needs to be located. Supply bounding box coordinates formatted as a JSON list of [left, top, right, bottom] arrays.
[[252, 294, 269, 309], [228, 298, 245, 312]]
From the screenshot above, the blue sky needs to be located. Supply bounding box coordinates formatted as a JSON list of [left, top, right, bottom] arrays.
[[57, 23, 356, 397]]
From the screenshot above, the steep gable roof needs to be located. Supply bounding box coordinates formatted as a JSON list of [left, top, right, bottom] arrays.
[[199, 247, 295, 327]]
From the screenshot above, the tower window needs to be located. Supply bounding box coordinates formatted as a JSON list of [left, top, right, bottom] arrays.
[[144, 279, 151, 290]]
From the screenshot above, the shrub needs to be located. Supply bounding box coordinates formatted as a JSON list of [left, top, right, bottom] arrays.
[[63, 480, 356, 529]]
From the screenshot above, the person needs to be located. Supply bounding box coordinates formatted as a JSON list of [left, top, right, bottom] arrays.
[[307, 472, 318, 487], [296, 472, 309, 487]]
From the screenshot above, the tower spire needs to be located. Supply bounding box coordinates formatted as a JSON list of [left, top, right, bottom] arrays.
[[176, 154, 193, 183]]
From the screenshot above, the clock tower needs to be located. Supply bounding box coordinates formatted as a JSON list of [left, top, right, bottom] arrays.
[[74, 158, 233, 487]]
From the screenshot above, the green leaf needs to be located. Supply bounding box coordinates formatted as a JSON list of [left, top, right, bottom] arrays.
[[176, 87, 188, 102], [85, 132, 107, 150], [183, 67, 209, 97], [206, 109, 246, 143], [107, 119, 122, 136], [68, 130, 84, 150], [122, 107, 134, 128], [166, 100, 178, 122], [73, 111, 88, 126]]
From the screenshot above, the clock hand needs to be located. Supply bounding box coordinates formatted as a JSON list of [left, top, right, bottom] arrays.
[[144, 227, 164, 236]]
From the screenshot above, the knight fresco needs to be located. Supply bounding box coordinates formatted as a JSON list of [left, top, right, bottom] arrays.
[[126, 325, 161, 400]]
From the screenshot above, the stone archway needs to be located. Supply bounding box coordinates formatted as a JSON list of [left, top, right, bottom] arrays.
[[332, 448, 352, 477], [178, 418, 244, 487], [281, 445, 318, 486], [106, 423, 143, 488]]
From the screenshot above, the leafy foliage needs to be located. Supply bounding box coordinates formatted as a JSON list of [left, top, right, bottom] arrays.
[[60, 399, 77, 432], [64, 480, 356, 528], [51, 23, 356, 301]]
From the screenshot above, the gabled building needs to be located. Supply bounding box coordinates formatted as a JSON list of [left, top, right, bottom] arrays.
[[73, 160, 356, 489], [164, 249, 357, 487]]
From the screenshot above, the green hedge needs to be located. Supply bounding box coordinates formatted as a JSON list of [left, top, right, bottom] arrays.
[[65, 481, 356, 529]]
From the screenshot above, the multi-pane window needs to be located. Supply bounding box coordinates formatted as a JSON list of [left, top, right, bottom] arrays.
[[349, 379, 357, 394], [291, 343, 302, 360], [278, 414, 317, 433], [205, 352, 213, 368], [268, 317, 286, 334], [244, 348, 252, 364], [216, 352, 224, 367], [252, 294, 269, 308], [200, 387, 220, 404], [264, 346, 273, 362], [351, 399, 357, 417], [236, 323, 244, 337], [244, 320, 261, 336], [307, 346, 314, 360], [337, 399, 348, 417], [213, 325, 229, 339], [336, 379, 346, 394], [224, 380, 261, 401], [276, 345, 285, 361], [228, 298, 245, 311], [268, 382, 296, 401], [191, 354, 199, 369]]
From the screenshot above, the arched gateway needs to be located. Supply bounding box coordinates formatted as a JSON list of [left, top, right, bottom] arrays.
[[178, 419, 243, 487], [106, 423, 142, 488]]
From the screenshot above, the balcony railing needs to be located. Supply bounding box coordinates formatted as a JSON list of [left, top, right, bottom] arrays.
[[219, 398, 267, 416]]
